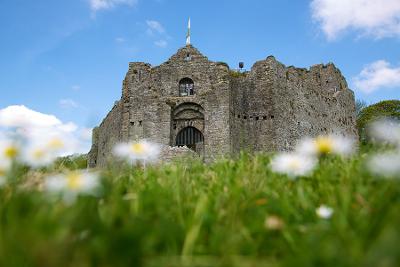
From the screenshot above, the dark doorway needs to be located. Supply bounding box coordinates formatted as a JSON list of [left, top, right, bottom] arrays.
[[175, 126, 204, 151]]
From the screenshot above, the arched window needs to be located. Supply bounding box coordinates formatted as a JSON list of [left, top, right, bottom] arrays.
[[179, 78, 194, 96], [176, 126, 204, 150]]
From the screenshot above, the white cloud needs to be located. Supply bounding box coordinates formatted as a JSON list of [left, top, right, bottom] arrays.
[[89, 0, 137, 12], [58, 122, 79, 133], [311, 0, 400, 40], [59, 98, 79, 109], [154, 39, 168, 48], [80, 128, 93, 141], [0, 105, 91, 155], [353, 60, 400, 93], [0, 105, 61, 128], [145, 20, 170, 48], [146, 20, 165, 35]]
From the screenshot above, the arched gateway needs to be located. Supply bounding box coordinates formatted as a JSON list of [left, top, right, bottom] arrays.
[[176, 126, 204, 150], [171, 102, 204, 155]]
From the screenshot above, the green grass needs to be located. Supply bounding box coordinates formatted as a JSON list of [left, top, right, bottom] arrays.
[[0, 151, 399, 267]]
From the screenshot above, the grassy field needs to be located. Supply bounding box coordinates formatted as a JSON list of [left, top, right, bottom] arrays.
[[0, 150, 399, 267]]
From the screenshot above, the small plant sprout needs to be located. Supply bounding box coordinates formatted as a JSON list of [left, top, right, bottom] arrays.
[[44, 171, 101, 204], [113, 140, 161, 165], [270, 153, 317, 178], [316, 205, 334, 219], [296, 135, 355, 157]]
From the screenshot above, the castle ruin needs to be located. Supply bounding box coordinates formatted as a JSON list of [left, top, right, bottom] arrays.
[[88, 45, 357, 167]]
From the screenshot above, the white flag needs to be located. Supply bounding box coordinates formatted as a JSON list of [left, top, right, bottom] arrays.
[[186, 18, 191, 45]]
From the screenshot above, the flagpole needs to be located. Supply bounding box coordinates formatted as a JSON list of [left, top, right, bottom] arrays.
[[186, 18, 191, 46]]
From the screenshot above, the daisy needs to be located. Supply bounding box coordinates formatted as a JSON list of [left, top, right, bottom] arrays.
[[0, 139, 20, 162], [22, 144, 58, 168], [33, 135, 68, 156], [45, 136, 67, 153], [270, 153, 317, 178], [44, 171, 101, 204], [296, 134, 355, 157], [368, 119, 400, 147], [316, 205, 334, 219], [21, 134, 70, 168], [367, 152, 400, 178], [113, 140, 161, 164]]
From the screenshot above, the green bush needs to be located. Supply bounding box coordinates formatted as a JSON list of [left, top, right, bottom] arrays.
[[54, 154, 88, 170], [357, 100, 400, 142], [229, 70, 247, 78], [216, 61, 229, 69]]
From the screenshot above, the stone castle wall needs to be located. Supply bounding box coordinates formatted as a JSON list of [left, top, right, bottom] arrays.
[[230, 56, 357, 154], [105, 46, 231, 163], [88, 100, 123, 167], [88, 45, 358, 167]]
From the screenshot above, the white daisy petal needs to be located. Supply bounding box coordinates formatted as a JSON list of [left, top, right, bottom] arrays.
[[44, 174, 67, 192], [44, 171, 101, 204], [270, 153, 317, 178], [22, 144, 58, 168], [369, 119, 400, 147], [113, 140, 161, 164], [0, 139, 21, 162], [367, 152, 400, 178], [296, 135, 355, 157], [30, 135, 70, 156], [296, 137, 318, 156], [331, 135, 355, 156], [316, 205, 334, 219]]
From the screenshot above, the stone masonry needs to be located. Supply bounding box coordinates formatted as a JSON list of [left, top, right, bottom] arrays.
[[88, 45, 358, 167]]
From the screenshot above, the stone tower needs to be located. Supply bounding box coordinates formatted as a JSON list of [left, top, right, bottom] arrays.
[[88, 45, 357, 167]]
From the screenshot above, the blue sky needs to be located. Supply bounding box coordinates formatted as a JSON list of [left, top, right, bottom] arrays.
[[0, 0, 399, 131]]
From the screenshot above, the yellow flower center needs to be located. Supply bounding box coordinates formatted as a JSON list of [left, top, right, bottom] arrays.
[[288, 159, 300, 170], [48, 139, 64, 150], [33, 149, 45, 159], [4, 146, 18, 159], [66, 173, 83, 190], [315, 137, 334, 155], [130, 143, 145, 155]]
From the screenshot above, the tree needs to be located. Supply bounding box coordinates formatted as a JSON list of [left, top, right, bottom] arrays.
[[355, 99, 367, 119], [357, 100, 400, 142]]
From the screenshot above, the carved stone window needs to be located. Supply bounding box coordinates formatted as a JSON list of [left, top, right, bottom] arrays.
[[179, 78, 194, 96]]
